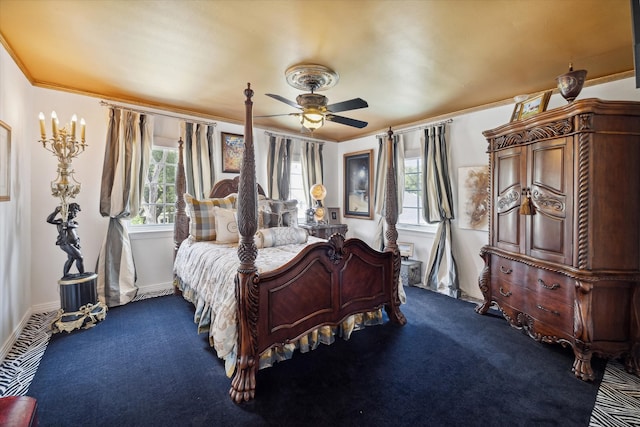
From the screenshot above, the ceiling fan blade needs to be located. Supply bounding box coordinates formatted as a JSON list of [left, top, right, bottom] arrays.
[[326, 114, 368, 129], [326, 97, 368, 113], [254, 113, 298, 118], [265, 93, 301, 109]]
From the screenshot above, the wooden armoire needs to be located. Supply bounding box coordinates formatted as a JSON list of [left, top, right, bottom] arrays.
[[476, 98, 640, 381]]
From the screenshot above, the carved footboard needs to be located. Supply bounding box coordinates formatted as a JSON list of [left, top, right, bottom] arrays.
[[256, 234, 404, 354]]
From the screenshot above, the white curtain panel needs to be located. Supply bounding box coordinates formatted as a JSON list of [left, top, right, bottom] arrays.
[[421, 125, 459, 297], [300, 140, 324, 208], [97, 109, 152, 306], [183, 122, 216, 199]]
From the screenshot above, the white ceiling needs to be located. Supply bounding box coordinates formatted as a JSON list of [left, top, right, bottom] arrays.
[[0, 0, 635, 141]]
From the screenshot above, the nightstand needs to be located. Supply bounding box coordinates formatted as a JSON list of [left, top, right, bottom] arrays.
[[401, 259, 422, 287], [300, 223, 348, 239]]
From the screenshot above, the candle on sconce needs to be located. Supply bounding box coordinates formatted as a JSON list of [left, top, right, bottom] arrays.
[[39, 112, 46, 140], [51, 111, 59, 138], [80, 118, 86, 142], [71, 114, 77, 140]]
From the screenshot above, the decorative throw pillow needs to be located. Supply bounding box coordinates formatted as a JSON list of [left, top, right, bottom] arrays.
[[213, 207, 239, 243], [266, 200, 299, 227], [254, 226, 308, 249], [184, 193, 237, 241]]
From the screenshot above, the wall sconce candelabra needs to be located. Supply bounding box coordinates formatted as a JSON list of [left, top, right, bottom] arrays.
[[39, 111, 86, 222]]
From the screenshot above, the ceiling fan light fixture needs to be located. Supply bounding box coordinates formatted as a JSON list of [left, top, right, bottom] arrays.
[[300, 111, 325, 131]]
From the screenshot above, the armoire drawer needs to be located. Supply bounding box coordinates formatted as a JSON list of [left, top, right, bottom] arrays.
[[491, 278, 525, 310], [491, 257, 526, 288], [525, 290, 573, 336], [524, 268, 573, 306]]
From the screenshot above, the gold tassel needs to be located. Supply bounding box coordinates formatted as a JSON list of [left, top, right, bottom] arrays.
[[519, 189, 535, 215]]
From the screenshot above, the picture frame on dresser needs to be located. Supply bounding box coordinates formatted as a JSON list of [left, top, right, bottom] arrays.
[[398, 242, 414, 259], [518, 91, 552, 120], [344, 149, 373, 219], [221, 132, 244, 173], [0, 120, 11, 202], [327, 207, 341, 224]]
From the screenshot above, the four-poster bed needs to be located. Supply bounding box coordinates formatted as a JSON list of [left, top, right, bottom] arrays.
[[173, 83, 406, 403]]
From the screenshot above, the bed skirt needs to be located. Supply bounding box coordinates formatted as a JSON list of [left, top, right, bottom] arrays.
[[175, 276, 384, 377]]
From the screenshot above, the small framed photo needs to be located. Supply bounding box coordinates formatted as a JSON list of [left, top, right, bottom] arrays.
[[344, 149, 373, 219], [327, 207, 341, 224], [221, 132, 244, 173], [398, 242, 414, 259], [518, 91, 552, 120], [510, 103, 523, 122], [0, 120, 11, 202]]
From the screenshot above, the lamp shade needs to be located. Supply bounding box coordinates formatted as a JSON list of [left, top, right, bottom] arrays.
[[300, 111, 324, 131], [310, 183, 327, 201]]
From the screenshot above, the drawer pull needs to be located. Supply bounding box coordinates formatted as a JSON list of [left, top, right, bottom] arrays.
[[536, 304, 560, 316], [499, 287, 512, 297], [500, 265, 513, 274], [538, 279, 560, 290]]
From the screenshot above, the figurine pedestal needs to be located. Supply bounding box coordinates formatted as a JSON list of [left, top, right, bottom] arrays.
[[52, 272, 107, 333]]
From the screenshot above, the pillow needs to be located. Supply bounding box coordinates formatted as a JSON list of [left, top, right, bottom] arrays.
[[184, 193, 237, 241], [213, 207, 239, 243], [254, 226, 308, 249], [264, 200, 299, 228]]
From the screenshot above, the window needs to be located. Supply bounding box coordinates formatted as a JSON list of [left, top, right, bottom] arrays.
[[131, 147, 178, 226], [289, 160, 309, 222], [398, 156, 428, 226]]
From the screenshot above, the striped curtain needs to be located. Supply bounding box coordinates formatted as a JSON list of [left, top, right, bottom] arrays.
[[422, 125, 460, 298], [183, 122, 216, 199], [300, 140, 323, 208], [267, 135, 292, 200], [97, 108, 152, 306], [372, 133, 404, 251]]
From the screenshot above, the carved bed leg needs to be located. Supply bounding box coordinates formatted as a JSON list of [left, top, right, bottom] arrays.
[[475, 247, 491, 314], [230, 272, 259, 403], [573, 279, 595, 381]]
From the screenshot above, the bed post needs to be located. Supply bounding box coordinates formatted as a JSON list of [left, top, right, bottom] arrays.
[[173, 137, 188, 260], [383, 128, 407, 325], [230, 83, 260, 403], [173, 137, 188, 295]]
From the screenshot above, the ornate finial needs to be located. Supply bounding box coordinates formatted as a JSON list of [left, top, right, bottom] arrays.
[[245, 83, 254, 99], [387, 127, 393, 139]]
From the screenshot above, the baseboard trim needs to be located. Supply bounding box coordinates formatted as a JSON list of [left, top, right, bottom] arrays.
[[30, 281, 174, 313], [0, 310, 32, 363]]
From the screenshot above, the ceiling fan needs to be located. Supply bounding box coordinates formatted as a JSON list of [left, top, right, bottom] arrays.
[[259, 64, 368, 132]]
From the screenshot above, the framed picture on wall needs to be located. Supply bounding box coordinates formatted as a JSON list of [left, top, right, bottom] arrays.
[[221, 132, 244, 173], [458, 165, 490, 231], [344, 149, 373, 219], [0, 120, 11, 202]]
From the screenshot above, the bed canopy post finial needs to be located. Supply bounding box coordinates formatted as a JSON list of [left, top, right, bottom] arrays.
[[231, 83, 260, 404], [383, 127, 406, 325]]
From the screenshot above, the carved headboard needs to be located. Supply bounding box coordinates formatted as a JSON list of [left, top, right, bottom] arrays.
[[209, 176, 266, 199]]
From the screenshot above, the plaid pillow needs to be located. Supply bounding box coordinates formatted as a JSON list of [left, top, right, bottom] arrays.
[[184, 193, 236, 241]]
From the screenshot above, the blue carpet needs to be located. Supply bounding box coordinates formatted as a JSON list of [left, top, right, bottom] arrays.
[[27, 286, 604, 426]]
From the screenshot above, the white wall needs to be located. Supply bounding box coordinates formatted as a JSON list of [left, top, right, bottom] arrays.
[[0, 44, 33, 359]]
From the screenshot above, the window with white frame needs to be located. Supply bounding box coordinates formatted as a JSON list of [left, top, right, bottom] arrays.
[[130, 147, 178, 226], [289, 160, 309, 222], [398, 156, 429, 226]]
